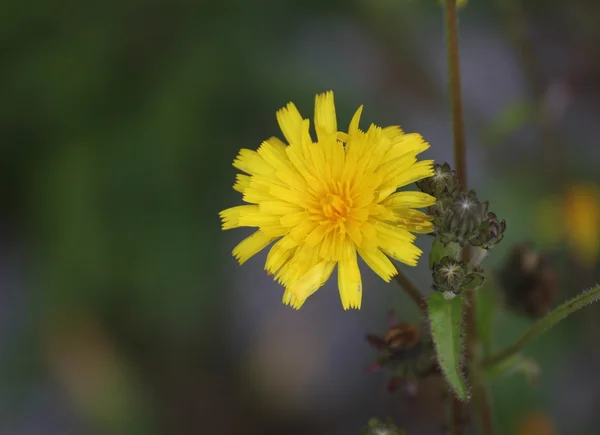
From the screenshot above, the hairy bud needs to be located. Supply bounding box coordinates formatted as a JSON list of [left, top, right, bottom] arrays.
[[470, 212, 507, 250], [436, 190, 489, 246], [417, 162, 461, 197]]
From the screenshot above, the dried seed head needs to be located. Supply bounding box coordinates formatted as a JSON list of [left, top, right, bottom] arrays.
[[498, 244, 558, 318], [365, 314, 438, 394]]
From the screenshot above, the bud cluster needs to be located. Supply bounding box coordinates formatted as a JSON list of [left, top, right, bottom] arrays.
[[417, 163, 506, 250]]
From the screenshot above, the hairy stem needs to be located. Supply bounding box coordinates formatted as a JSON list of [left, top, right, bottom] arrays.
[[394, 271, 428, 313], [444, 1, 495, 434], [482, 284, 600, 369]]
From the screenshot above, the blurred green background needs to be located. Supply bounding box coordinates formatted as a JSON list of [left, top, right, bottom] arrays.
[[2, 0, 600, 434]]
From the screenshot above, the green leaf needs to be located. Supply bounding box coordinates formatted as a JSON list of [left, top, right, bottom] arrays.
[[429, 235, 446, 269], [428, 292, 470, 401]]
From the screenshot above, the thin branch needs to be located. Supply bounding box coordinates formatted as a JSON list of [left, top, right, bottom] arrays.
[[394, 271, 427, 313], [482, 284, 600, 369]]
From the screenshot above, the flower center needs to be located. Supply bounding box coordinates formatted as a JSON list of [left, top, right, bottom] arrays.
[[321, 192, 350, 221]]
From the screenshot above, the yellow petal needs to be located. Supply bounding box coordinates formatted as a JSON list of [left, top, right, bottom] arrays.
[[305, 223, 329, 247], [358, 247, 398, 282], [257, 138, 289, 168], [288, 219, 319, 243], [282, 288, 307, 310], [375, 221, 416, 243], [259, 201, 302, 215], [383, 191, 437, 209], [393, 160, 435, 188], [348, 105, 364, 136], [378, 238, 423, 266], [238, 211, 281, 228], [314, 91, 337, 141], [285, 260, 336, 305], [281, 211, 310, 227], [233, 149, 274, 177], [276, 102, 305, 145], [233, 174, 251, 193], [382, 125, 404, 140], [219, 205, 259, 230], [233, 230, 274, 264], [265, 236, 297, 275], [338, 244, 362, 310]]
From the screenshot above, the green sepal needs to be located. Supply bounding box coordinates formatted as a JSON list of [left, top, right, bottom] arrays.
[[430, 238, 461, 270], [429, 235, 446, 269], [428, 292, 470, 401], [461, 271, 485, 292]]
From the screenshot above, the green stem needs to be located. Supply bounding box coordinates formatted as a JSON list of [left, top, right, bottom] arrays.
[[482, 284, 600, 369], [444, 1, 495, 434], [444, 1, 468, 434], [394, 271, 428, 314]]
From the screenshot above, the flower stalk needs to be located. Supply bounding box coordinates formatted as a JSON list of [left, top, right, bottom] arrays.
[[482, 284, 600, 370], [444, 0, 495, 434]]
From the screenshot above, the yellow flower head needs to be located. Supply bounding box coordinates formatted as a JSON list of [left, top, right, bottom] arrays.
[[220, 91, 435, 310], [563, 182, 600, 267]]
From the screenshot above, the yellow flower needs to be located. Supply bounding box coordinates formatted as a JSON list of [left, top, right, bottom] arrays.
[[535, 182, 600, 268], [563, 182, 600, 267], [220, 91, 435, 310]]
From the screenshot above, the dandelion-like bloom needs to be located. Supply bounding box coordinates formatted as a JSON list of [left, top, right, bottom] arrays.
[[220, 91, 436, 309]]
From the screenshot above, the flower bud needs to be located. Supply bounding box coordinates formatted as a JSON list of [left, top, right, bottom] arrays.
[[416, 162, 461, 197], [432, 256, 467, 293], [498, 244, 558, 318], [437, 190, 489, 246], [470, 212, 506, 250]]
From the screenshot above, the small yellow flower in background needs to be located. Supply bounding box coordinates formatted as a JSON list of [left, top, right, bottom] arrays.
[[536, 181, 600, 268], [563, 182, 600, 267], [220, 91, 435, 310]]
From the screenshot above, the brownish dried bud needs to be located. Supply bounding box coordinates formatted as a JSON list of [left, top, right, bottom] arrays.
[[498, 244, 558, 318], [365, 313, 438, 394]]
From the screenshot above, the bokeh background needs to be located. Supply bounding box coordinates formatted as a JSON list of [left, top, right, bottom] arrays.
[[2, 0, 600, 434]]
